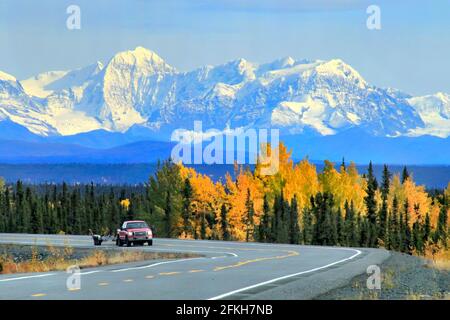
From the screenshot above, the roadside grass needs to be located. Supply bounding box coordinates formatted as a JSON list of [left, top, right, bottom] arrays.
[[425, 248, 450, 271], [328, 257, 449, 300], [382, 268, 396, 290], [0, 244, 199, 275]]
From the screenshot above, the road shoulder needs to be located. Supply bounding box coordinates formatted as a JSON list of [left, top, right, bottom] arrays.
[[239, 248, 390, 300], [317, 251, 450, 300]]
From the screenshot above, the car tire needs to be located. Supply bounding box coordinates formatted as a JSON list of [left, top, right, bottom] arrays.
[[125, 237, 131, 247], [148, 240, 153, 246], [116, 238, 121, 246]]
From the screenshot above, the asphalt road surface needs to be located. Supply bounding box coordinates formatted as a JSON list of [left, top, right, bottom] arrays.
[[0, 233, 390, 300]]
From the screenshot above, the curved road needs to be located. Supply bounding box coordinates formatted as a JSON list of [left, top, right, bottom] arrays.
[[0, 233, 390, 300]]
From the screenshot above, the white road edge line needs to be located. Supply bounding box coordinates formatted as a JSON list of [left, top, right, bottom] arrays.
[[208, 248, 362, 300], [110, 257, 204, 273], [145, 247, 239, 258], [0, 273, 56, 282], [80, 271, 101, 275]]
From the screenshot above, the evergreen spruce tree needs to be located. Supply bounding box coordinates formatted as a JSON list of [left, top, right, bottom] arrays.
[[423, 212, 431, 243], [388, 196, 400, 250], [330, 207, 338, 246], [401, 166, 410, 184], [359, 215, 369, 247], [280, 193, 290, 243], [434, 203, 448, 248], [289, 195, 301, 244], [0, 192, 4, 233], [15, 181, 26, 233], [164, 191, 173, 238], [412, 220, 424, 255], [400, 200, 412, 254], [364, 162, 379, 247], [200, 213, 207, 240], [344, 201, 358, 247], [243, 189, 255, 242], [30, 197, 42, 234], [302, 207, 313, 245], [4, 188, 14, 232], [336, 207, 345, 246], [313, 193, 335, 246], [258, 195, 271, 242], [379, 164, 391, 242], [182, 178, 193, 238], [108, 189, 120, 235], [271, 195, 280, 242], [220, 203, 230, 241], [312, 194, 321, 245], [60, 182, 69, 232], [273, 193, 288, 243]]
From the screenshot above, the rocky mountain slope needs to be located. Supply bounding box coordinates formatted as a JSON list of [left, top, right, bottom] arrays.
[[2, 46, 446, 140]]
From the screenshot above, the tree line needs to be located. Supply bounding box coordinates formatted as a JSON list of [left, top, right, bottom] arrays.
[[0, 143, 448, 257]]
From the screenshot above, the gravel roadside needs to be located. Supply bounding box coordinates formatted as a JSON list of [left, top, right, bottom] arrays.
[[317, 251, 450, 300], [0, 243, 200, 274], [0, 243, 103, 262]]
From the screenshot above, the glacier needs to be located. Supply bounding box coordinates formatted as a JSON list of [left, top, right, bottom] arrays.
[[0, 46, 448, 140]]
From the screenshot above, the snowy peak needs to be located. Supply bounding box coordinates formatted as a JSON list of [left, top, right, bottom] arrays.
[[0, 71, 58, 136], [313, 59, 367, 88], [79, 47, 177, 132], [0, 70, 18, 82], [407, 92, 450, 138], [204, 58, 257, 85], [21, 62, 104, 98], [409, 92, 450, 117], [0, 46, 449, 139], [257, 56, 297, 75], [48, 62, 104, 92], [107, 47, 176, 76], [21, 71, 68, 98]]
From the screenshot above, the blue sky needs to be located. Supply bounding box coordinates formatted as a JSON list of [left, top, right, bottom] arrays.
[[0, 0, 449, 95]]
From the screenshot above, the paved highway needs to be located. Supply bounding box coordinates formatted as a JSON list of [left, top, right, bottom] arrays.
[[0, 233, 390, 300]]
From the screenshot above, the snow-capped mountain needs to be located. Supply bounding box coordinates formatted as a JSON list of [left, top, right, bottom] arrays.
[[1, 46, 448, 140], [407, 92, 450, 138], [0, 70, 58, 136]]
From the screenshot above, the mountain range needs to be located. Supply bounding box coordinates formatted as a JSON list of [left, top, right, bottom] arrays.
[[1, 46, 449, 164]]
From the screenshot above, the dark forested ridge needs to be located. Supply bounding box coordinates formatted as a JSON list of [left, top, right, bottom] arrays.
[[0, 163, 450, 189], [0, 144, 448, 257]]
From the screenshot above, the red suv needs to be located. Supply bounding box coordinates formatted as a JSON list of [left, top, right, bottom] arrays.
[[116, 220, 153, 247]]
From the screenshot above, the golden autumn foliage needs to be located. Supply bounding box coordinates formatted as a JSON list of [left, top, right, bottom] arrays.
[[319, 161, 367, 213], [389, 175, 438, 226], [225, 167, 264, 240], [120, 198, 130, 210], [148, 142, 448, 253], [179, 165, 225, 238]]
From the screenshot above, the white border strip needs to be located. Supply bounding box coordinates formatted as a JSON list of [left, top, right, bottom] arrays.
[[0, 273, 56, 282], [208, 249, 362, 300], [110, 257, 204, 273]]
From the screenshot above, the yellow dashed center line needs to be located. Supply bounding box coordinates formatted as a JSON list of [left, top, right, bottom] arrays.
[[159, 272, 181, 276], [68, 288, 80, 292], [2, 237, 301, 281], [213, 250, 299, 271], [188, 269, 205, 273], [31, 293, 47, 297]]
